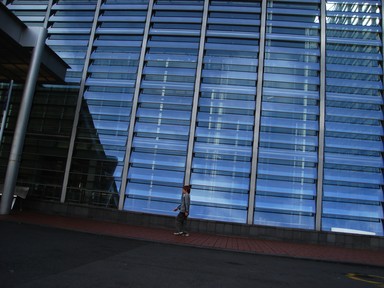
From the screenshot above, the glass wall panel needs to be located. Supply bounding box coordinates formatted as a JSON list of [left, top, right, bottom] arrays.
[[66, 0, 148, 207], [4, 0, 384, 238], [4, 1, 77, 201], [21, 86, 77, 200], [323, 0, 384, 236], [47, 0, 98, 84], [7, 0, 49, 26], [254, 0, 321, 229], [124, 0, 204, 215], [188, 0, 261, 223]]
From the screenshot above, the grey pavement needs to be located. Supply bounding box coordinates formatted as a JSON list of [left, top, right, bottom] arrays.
[[1, 212, 384, 287]]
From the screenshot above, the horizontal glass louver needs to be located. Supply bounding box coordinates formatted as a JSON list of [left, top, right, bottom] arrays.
[[189, 0, 261, 223], [65, 0, 148, 206], [323, 0, 384, 236], [6, 0, 384, 236], [254, 0, 321, 230], [124, 0, 204, 215]]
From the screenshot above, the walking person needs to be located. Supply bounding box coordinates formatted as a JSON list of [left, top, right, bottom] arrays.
[[173, 185, 191, 236]]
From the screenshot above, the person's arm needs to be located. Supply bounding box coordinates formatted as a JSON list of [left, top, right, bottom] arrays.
[[184, 194, 190, 216], [173, 204, 181, 211]]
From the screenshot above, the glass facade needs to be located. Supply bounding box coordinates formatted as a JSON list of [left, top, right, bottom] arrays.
[[323, 0, 384, 235], [1, 0, 383, 236], [254, 0, 321, 230]]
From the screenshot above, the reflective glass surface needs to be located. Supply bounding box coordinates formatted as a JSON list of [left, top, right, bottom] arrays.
[[5, 0, 384, 236], [189, 0, 261, 223], [67, 0, 148, 206], [124, 0, 204, 215], [254, 0, 321, 229], [323, 0, 384, 235], [4, 0, 78, 201]]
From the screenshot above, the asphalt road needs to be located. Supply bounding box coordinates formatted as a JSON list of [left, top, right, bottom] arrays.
[[0, 221, 383, 288]]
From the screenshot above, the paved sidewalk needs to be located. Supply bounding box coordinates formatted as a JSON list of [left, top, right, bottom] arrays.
[[1, 210, 383, 267]]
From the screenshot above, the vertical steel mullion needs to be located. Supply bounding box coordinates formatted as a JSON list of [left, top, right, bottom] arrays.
[[43, 0, 54, 28], [380, 0, 384, 230], [61, 0, 103, 203], [0, 80, 13, 147], [184, 0, 209, 185], [118, 0, 154, 210], [247, 0, 267, 225], [315, 0, 327, 231]]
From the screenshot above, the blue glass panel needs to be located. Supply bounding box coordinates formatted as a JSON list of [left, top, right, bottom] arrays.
[[327, 107, 383, 119], [192, 158, 251, 174], [209, 5, 260, 13], [124, 197, 180, 216], [322, 217, 383, 236], [254, 1, 321, 228], [194, 143, 252, 157], [327, 50, 382, 61], [254, 211, 314, 230], [133, 138, 187, 152], [141, 81, 194, 90], [257, 179, 316, 196], [129, 167, 184, 184], [125, 0, 204, 216], [258, 163, 317, 179], [139, 94, 193, 105], [86, 78, 135, 87], [327, 78, 382, 89], [325, 153, 384, 168], [323, 201, 383, 218], [256, 195, 315, 213], [66, 0, 147, 201], [264, 73, 319, 85], [206, 30, 259, 39], [325, 122, 383, 135], [192, 205, 246, 223], [202, 70, 257, 80], [189, 0, 261, 224], [192, 188, 248, 207], [191, 173, 250, 191], [130, 152, 186, 170], [198, 113, 254, 125], [266, 46, 320, 57], [199, 98, 255, 110], [200, 83, 256, 95], [261, 117, 318, 131], [259, 132, 318, 147], [143, 67, 196, 76], [84, 91, 133, 102], [263, 102, 319, 115], [323, 184, 384, 202], [324, 169, 384, 185], [195, 127, 253, 141], [137, 108, 191, 120], [259, 148, 318, 163]]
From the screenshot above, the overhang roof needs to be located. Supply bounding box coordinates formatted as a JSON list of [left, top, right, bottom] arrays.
[[0, 3, 68, 84]]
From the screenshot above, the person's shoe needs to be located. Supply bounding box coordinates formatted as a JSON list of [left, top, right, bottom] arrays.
[[182, 232, 189, 237], [173, 232, 183, 235]]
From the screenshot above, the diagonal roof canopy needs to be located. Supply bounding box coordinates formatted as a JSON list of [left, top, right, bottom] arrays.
[[0, 3, 68, 84]]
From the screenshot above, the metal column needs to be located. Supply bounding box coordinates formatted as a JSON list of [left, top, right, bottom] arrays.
[[247, 0, 267, 225], [315, 0, 327, 231], [0, 80, 13, 146], [0, 28, 47, 215]]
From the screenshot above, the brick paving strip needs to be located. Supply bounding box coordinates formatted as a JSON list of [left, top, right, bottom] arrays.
[[1, 211, 383, 267]]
